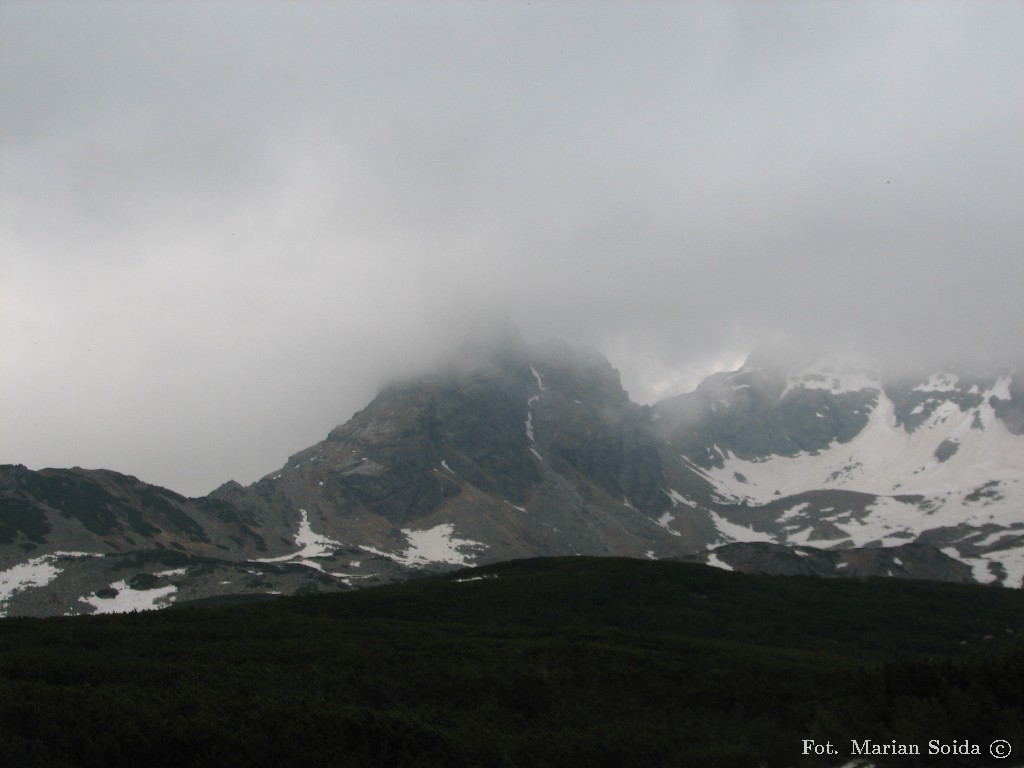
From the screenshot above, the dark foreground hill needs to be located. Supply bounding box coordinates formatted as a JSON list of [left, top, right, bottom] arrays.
[[1, 557, 1023, 768]]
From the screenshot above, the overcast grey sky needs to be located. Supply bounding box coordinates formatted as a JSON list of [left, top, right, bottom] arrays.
[[3, 1, 1023, 496]]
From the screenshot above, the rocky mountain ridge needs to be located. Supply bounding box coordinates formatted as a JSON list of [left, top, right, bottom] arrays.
[[659, 353, 1024, 586], [2, 329, 1022, 616]]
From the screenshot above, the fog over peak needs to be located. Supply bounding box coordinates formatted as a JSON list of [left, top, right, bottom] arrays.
[[3, 2, 1022, 496]]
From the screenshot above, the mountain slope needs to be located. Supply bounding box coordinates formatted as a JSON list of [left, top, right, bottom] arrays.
[[654, 356, 1024, 586], [2, 327, 715, 615], [3, 332, 1023, 616], [210, 330, 707, 570], [0, 464, 268, 567]]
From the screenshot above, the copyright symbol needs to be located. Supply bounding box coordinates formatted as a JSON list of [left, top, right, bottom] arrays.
[[990, 740, 1012, 759]]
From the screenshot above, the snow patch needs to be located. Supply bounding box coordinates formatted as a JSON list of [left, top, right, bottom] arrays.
[[991, 376, 1013, 401], [80, 580, 178, 614], [778, 503, 811, 522], [401, 524, 485, 566], [971, 527, 1024, 548], [453, 574, 498, 583], [665, 488, 696, 507], [0, 552, 100, 617], [702, 390, 1024, 513], [709, 511, 775, 544], [656, 511, 683, 537], [530, 365, 546, 392], [525, 396, 539, 441], [914, 373, 960, 392], [781, 524, 833, 548], [706, 553, 733, 571], [366, 524, 487, 568], [253, 509, 344, 565], [782, 355, 880, 397], [155, 568, 188, 577], [955, 547, 1024, 588], [844, 496, 926, 547]]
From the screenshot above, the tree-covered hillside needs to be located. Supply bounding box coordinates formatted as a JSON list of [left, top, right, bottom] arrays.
[[1, 557, 1022, 767]]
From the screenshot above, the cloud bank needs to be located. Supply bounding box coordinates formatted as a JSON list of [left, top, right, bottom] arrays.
[[3, 2, 1023, 494]]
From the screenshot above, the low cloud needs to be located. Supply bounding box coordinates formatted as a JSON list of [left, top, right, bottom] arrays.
[[3, 2, 1022, 494]]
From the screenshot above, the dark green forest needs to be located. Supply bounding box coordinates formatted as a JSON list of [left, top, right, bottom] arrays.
[[2, 557, 1023, 767]]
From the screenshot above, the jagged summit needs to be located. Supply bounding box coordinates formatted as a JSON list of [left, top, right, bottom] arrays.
[[242, 332, 682, 561]]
